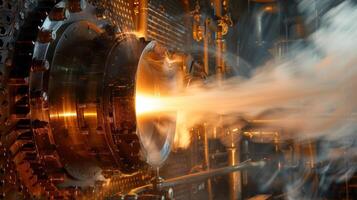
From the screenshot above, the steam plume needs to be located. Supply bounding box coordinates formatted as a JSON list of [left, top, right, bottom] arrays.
[[137, 1, 357, 198]]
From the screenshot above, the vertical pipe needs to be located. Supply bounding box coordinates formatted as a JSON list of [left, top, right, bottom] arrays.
[[203, 19, 210, 75], [203, 125, 213, 200], [227, 129, 242, 200], [242, 140, 249, 187], [227, 145, 241, 200], [138, 0, 148, 39], [255, 5, 279, 46], [214, 0, 223, 17], [214, 1, 237, 198], [213, 0, 225, 82], [307, 141, 316, 169], [308, 140, 320, 196], [215, 30, 225, 82]]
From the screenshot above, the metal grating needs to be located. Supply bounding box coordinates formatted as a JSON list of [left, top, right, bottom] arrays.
[[147, 0, 187, 50], [89, 0, 135, 31], [89, 0, 189, 50], [104, 0, 134, 31]]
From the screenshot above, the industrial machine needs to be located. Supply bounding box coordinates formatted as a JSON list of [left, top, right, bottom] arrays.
[[0, 0, 356, 199]]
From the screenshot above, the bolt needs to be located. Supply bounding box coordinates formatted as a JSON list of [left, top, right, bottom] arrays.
[[37, 29, 53, 43], [31, 59, 49, 72], [49, 7, 66, 21]]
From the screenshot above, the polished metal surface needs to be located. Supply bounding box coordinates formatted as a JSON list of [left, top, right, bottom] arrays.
[[27, 0, 149, 196], [136, 41, 181, 167], [48, 20, 106, 182], [2, 0, 354, 199]]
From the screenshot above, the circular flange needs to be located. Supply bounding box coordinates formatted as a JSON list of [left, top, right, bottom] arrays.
[[102, 35, 147, 173], [29, 0, 113, 189], [135, 41, 182, 167]]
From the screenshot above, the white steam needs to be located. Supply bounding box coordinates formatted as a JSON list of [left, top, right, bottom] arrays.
[[138, 1, 357, 198], [171, 1, 357, 198], [171, 0, 357, 144]]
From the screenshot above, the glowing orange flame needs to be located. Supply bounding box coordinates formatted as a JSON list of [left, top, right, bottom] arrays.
[[135, 93, 192, 149], [135, 94, 179, 115], [135, 94, 161, 115]]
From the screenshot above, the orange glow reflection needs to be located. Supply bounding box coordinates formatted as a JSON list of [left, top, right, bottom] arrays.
[[135, 94, 173, 115], [83, 112, 97, 117], [50, 112, 77, 118], [50, 112, 97, 118]]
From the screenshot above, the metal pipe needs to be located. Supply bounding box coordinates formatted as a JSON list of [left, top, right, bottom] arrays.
[[203, 19, 210, 75], [227, 147, 242, 200], [226, 126, 242, 200], [203, 125, 213, 200], [161, 160, 265, 188], [213, 0, 226, 82], [128, 160, 265, 195], [255, 4, 279, 45], [129, 184, 152, 195], [138, 0, 148, 39], [214, 0, 223, 17], [215, 30, 225, 82]]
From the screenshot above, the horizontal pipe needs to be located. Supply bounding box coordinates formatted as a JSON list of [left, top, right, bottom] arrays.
[[161, 160, 265, 188], [128, 184, 151, 195], [128, 160, 265, 195]]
